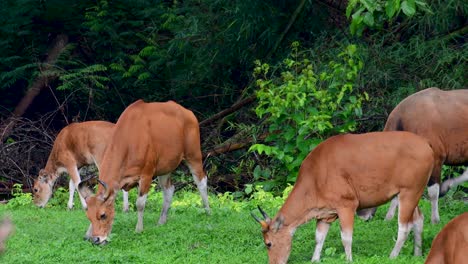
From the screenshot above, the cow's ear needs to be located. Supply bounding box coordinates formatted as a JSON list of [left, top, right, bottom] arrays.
[[272, 215, 284, 232], [78, 180, 94, 201]]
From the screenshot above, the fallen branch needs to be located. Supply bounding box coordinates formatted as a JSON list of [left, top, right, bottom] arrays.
[[0, 34, 68, 143], [204, 132, 268, 157], [199, 95, 255, 127]]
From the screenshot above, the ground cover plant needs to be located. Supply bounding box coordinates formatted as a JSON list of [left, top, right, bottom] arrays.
[[1, 185, 466, 263]]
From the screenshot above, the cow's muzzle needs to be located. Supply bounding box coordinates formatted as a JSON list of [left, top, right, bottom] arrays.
[[92, 236, 108, 245]]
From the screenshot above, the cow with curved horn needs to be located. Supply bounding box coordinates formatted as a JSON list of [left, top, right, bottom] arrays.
[[32, 121, 129, 212], [253, 131, 434, 263], [78, 100, 211, 244], [359, 88, 468, 224], [425, 212, 468, 264]]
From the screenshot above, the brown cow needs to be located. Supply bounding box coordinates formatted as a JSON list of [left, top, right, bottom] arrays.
[[32, 121, 129, 211], [363, 88, 468, 224], [425, 212, 468, 264], [253, 131, 434, 263], [78, 100, 210, 244]]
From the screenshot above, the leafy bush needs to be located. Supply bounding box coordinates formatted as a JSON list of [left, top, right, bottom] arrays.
[[250, 43, 367, 189], [346, 0, 431, 36], [6, 184, 32, 209]]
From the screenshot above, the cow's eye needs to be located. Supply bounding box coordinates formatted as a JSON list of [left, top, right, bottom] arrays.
[[100, 213, 106, 220], [33, 188, 38, 193], [266, 242, 272, 249]]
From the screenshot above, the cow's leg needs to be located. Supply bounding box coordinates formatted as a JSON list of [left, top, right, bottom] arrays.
[[157, 174, 174, 225], [135, 176, 152, 233], [385, 196, 399, 221], [412, 207, 424, 256], [427, 183, 440, 224], [122, 190, 129, 213], [311, 220, 331, 262], [84, 223, 92, 240], [441, 167, 468, 195], [337, 208, 355, 262], [66, 165, 87, 210], [390, 193, 421, 258], [187, 162, 211, 214], [428, 164, 442, 224], [68, 179, 75, 209]]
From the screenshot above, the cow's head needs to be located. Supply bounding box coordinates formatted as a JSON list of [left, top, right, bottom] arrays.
[[252, 206, 293, 264], [78, 179, 116, 245], [32, 169, 55, 207]]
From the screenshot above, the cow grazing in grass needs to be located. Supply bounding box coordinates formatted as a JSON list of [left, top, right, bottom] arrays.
[[253, 132, 434, 263], [78, 100, 211, 245], [362, 88, 468, 224], [425, 212, 468, 264], [32, 121, 129, 212]]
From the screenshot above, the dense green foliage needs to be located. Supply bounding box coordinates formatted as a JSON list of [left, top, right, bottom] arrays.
[[1, 188, 467, 263], [0, 0, 466, 192], [250, 43, 366, 188]]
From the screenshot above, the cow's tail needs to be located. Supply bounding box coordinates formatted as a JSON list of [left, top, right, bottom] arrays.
[[383, 114, 403, 132]]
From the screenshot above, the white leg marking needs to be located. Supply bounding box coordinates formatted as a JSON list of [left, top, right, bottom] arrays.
[[68, 179, 75, 209], [312, 221, 331, 262], [413, 211, 424, 256], [70, 166, 87, 210], [441, 168, 468, 194], [385, 196, 399, 221], [158, 180, 174, 225], [340, 230, 353, 262], [390, 221, 411, 259], [191, 172, 211, 214], [122, 190, 129, 213], [428, 184, 440, 224], [135, 193, 148, 232]]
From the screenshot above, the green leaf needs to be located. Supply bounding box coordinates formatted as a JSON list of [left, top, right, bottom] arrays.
[[359, 0, 375, 12], [385, 0, 400, 18], [401, 0, 416, 16], [346, 0, 358, 18], [363, 12, 375, 26]]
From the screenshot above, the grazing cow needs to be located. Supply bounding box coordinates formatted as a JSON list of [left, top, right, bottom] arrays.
[[78, 100, 211, 245], [362, 88, 468, 224], [253, 131, 434, 263], [425, 212, 468, 264], [0, 217, 13, 253], [32, 121, 129, 212]]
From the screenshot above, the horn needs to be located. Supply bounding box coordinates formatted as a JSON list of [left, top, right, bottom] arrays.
[[251, 211, 263, 223], [97, 179, 108, 192], [258, 206, 271, 221], [77, 179, 93, 200], [98, 179, 112, 201]]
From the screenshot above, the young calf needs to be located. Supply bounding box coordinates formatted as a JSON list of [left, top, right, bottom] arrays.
[[425, 212, 468, 264], [253, 131, 434, 263], [33, 121, 129, 211], [78, 100, 210, 245]]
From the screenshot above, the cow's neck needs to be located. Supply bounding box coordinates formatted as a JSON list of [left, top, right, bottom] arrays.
[[43, 149, 61, 180], [98, 144, 126, 194], [276, 183, 335, 229]]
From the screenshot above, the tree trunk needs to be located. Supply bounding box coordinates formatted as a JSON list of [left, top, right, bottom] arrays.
[[0, 34, 68, 143]]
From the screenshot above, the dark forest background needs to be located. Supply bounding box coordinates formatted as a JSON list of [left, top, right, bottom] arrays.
[[0, 0, 466, 197]]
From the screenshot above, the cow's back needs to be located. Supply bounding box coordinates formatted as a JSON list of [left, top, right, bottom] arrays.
[[384, 88, 468, 164], [299, 131, 434, 209], [52, 121, 114, 166], [112, 100, 200, 176]]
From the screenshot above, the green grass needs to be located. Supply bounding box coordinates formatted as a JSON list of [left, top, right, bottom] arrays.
[[0, 188, 466, 264]]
